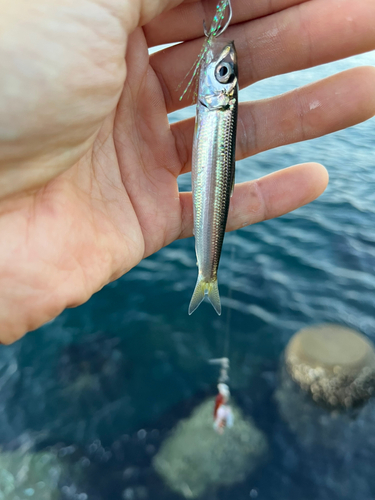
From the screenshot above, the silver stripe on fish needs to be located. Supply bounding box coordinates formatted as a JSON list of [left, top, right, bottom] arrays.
[[189, 38, 238, 315]]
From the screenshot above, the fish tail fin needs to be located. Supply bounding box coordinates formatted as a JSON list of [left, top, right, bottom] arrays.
[[188, 276, 221, 316], [188, 275, 206, 315], [207, 279, 221, 316]]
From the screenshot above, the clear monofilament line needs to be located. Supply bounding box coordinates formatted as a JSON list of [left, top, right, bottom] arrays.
[[223, 240, 235, 362]]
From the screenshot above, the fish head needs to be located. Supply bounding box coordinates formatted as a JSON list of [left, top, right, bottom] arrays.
[[198, 39, 238, 110]]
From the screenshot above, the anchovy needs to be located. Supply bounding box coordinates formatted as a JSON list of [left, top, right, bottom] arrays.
[[188, 38, 238, 315]]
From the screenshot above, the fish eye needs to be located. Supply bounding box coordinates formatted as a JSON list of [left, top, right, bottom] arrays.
[[219, 66, 228, 77], [215, 62, 233, 83]]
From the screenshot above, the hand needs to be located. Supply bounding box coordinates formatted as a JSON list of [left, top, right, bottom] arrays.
[[0, 0, 374, 342]]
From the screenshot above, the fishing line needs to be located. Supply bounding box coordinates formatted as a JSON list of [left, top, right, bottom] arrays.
[[184, 0, 236, 432], [223, 238, 235, 361], [209, 236, 236, 433], [211, 238, 235, 379], [189, 0, 235, 432]]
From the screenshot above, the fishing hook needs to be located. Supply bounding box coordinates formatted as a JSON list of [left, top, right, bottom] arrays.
[[203, 0, 233, 38], [216, 0, 232, 36]]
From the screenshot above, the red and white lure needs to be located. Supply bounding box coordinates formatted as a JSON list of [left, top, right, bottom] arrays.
[[214, 383, 234, 433], [210, 358, 234, 434]]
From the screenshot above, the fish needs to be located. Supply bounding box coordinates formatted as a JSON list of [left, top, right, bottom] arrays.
[[188, 37, 238, 316]]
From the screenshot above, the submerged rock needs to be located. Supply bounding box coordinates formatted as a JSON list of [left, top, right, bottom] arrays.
[[276, 324, 375, 453], [284, 324, 375, 408], [153, 397, 267, 499], [276, 361, 375, 455], [0, 450, 64, 500]]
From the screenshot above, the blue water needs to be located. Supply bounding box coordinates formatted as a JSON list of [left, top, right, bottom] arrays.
[[1, 51, 375, 500]]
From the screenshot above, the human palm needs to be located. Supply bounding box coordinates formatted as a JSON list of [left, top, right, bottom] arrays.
[[0, 0, 374, 342]]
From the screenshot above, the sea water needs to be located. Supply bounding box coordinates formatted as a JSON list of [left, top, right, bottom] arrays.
[[0, 51, 374, 500]]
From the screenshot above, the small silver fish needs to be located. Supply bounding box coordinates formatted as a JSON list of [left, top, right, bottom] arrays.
[[188, 38, 238, 315]]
